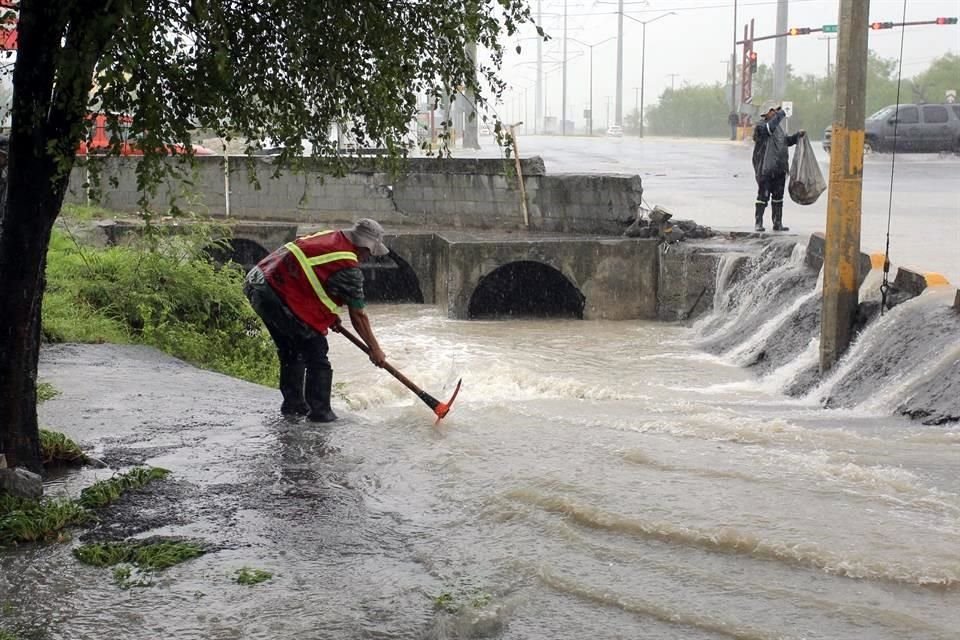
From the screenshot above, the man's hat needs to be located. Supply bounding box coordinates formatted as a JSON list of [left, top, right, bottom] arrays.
[[346, 218, 389, 257]]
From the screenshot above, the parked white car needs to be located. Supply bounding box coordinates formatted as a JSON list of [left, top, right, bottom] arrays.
[[606, 125, 623, 137]]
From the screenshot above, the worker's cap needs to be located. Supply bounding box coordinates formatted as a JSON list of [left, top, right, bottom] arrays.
[[761, 100, 779, 114], [346, 218, 389, 257]]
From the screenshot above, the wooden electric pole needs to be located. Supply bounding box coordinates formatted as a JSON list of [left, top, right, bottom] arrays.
[[819, 0, 870, 372]]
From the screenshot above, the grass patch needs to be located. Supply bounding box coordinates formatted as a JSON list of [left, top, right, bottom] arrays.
[[39, 429, 88, 466], [74, 538, 206, 570], [0, 467, 169, 547], [0, 495, 89, 546], [234, 567, 273, 586], [1, 466, 173, 551], [0, 630, 18, 640], [43, 224, 278, 387], [37, 382, 60, 403], [78, 466, 170, 509]]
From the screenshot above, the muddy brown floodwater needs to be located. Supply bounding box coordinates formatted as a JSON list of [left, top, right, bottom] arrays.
[[2, 302, 959, 640]]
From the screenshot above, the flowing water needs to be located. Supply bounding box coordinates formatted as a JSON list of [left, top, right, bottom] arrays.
[[4, 243, 960, 639]]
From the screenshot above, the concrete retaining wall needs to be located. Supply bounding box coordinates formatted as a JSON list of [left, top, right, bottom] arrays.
[[66, 156, 642, 235], [657, 245, 723, 321]]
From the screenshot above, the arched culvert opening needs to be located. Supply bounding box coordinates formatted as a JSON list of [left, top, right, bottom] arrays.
[[360, 250, 424, 303], [205, 238, 269, 272], [468, 261, 585, 319]]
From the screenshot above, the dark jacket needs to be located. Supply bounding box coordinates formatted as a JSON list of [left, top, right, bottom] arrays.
[[752, 110, 800, 179]]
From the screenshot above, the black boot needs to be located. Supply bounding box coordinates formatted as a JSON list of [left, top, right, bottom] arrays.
[[305, 368, 338, 423], [754, 203, 766, 232], [279, 359, 308, 416], [772, 203, 789, 232]]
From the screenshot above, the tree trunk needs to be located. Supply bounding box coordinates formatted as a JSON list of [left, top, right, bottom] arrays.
[[0, 216, 52, 474], [0, 1, 117, 473]]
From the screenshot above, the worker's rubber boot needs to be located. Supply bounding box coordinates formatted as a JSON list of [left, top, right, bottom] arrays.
[[305, 368, 338, 423], [772, 203, 789, 232], [279, 359, 308, 416], [754, 203, 766, 232]]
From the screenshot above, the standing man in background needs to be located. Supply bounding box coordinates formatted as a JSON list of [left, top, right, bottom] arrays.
[[752, 104, 804, 232]]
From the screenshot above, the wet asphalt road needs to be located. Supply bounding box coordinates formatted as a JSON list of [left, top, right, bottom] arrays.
[[445, 135, 960, 284]]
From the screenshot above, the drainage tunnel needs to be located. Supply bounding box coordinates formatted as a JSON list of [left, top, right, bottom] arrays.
[[468, 261, 585, 319], [360, 251, 424, 303], [205, 238, 270, 272]]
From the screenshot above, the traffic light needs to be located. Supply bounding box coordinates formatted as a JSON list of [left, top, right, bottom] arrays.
[[822, 24, 838, 33], [935, 17, 958, 25], [870, 21, 894, 30], [788, 27, 811, 36], [749, 51, 758, 73]]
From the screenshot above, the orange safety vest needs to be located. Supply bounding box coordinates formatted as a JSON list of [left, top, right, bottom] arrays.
[[258, 230, 359, 334]]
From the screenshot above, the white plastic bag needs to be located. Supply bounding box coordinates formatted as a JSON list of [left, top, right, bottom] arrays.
[[788, 134, 826, 205]]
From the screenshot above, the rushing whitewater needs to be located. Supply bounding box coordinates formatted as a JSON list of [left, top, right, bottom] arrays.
[[695, 238, 960, 423]]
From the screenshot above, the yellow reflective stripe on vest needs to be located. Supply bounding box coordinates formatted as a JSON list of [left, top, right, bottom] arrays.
[[300, 229, 335, 241], [306, 251, 357, 266], [283, 242, 356, 314]]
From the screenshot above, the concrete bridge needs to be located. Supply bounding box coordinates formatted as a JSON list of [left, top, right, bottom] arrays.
[[100, 220, 663, 320], [102, 218, 957, 322]]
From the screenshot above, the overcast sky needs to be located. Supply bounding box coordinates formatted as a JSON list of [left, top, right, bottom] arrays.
[[493, 0, 960, 126]]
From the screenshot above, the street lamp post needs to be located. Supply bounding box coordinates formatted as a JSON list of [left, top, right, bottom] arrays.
[[624, 11, 676, 138], [562, 0, 568, 135], [568, 36, 616, 136]]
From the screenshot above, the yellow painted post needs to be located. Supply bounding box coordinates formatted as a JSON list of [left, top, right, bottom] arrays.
[[820, 0, 870, 373]]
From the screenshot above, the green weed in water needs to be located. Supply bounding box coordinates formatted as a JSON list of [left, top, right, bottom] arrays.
[[36, 382, 60, 403], [113, 564, 131, 582], [0, 630, 19, 640], [234, 567, 273, 586], [74, 539, 206, 571], [78, 466, 170, 509], [432, 588, 494, 614], [39, 429, 88, 466], [433, 592, 458, 613], [112, 563, 154, 589], [0, 495, 89, 547]]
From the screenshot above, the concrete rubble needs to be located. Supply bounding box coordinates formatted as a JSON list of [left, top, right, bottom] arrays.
[[623, 205, 716, 244]]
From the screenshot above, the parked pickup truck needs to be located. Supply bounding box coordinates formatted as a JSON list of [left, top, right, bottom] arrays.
[[822, 103, 960, 154]]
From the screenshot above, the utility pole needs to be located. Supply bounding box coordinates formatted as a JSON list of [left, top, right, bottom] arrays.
[[667, 73, 680, 91], [820, 0, 870, 373], [633, 87, 639, 126], [589, 46, 594, 135], [536, 0, 543, 134], [639, 22, 645, 136], [819, 35, 837, 77], [774, 0, 788, 100], [730, 0, 738, 117], [615, 0, 624, 126], [562, 0, 568, 135]]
